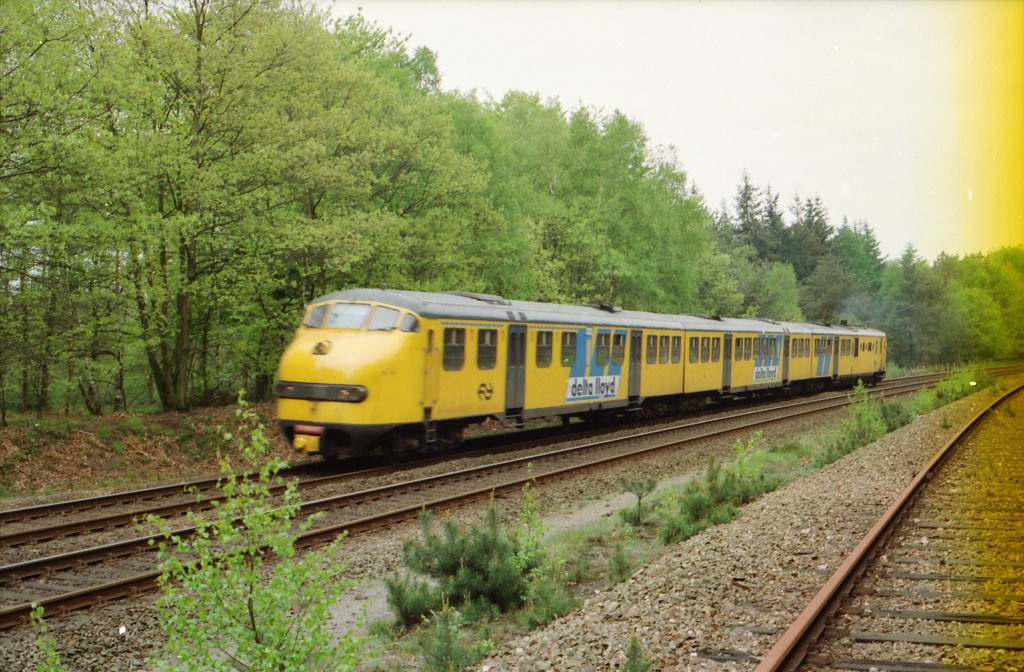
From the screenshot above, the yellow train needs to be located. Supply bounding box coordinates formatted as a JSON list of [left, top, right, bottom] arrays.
[[275, 289, 886, 459]]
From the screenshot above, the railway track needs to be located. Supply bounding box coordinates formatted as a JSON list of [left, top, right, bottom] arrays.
[[754, 382, 1024, 671], [2, 369, 1011, 630], [0, 371, 963, 560]]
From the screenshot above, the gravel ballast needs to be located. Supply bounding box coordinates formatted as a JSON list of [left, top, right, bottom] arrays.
[[476, 385, 1018, 672]]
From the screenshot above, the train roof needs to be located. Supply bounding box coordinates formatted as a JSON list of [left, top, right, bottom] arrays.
[[310, 289, 884, 336], [312, 289, 709, 330]]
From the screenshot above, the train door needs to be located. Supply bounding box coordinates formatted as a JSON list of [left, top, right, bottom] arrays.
[[628, 330, 643, 401], [423, 329, 439, 415], [505, 325, 527, 418], [722, 334, 732, 390], [782, 335, 790, 384], [832, 337, 841, 379]]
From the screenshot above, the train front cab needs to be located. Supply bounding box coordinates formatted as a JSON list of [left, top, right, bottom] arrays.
[[276, 298, 429, 457]]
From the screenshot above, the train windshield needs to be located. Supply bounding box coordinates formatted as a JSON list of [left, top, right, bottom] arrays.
[[323, 303, 372, 329], [303, 304, 328, 328]]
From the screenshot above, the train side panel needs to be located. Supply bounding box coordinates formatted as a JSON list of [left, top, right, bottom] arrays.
[[682, 330, 727, 393], [723, 333, 785, 392], [425, 319, 509, 420], [640, 330, 687, 398], [523, 324, 631, 415]]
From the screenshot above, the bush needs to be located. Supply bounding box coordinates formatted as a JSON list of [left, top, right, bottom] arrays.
[[147, 399, 364, 672], [880, 398, 914, 432], [910, 389, 939, 415], [519, 570, 578, 628], [623, 636, 653, 672], [30, 604, 65, 672], [816, 382, 886, 467], [417, 600, 493, 672], [119, 416, 146, 437], [387, 506, 533, 627], [657, 436, 779, 545], [618, 476, 657, 526], [936, 368, 994, 403], [608, 542, 632, 586]]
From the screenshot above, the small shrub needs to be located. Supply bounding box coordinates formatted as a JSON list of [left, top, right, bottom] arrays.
[[618, 476, 657, 526], [520, 568, 578, 628], [119, 416, 146, 437], [608, 543, 632, 585], [623, 636, 653, 672], [936, 368, 994, 403], [111, 441, 124, 455], [96, 426, 115, 442], [384, 574, 438, 627], [30, 604, 65, 672], [658, 446, 777, 545], [417, 600, 489, 672], [880, 398, 914, 432], [823, 382, 886, 463], [389, 506, 532, 625], [885, 362, 908, 378], [38, 418, 75, 440], [910, 389, 938, 415], [147, 397, 364, 672], [941, 415, 952, 430]]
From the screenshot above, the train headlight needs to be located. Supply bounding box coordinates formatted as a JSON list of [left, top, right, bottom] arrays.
[[274, 382, 366, 402], [313, 340, 332, 355], [337, 385, 367, 402]]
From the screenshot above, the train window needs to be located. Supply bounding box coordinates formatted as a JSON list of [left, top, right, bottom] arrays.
[[689, 336, 699, 363], [744, 337, 752, 360], [400, 314, 420, 333], [658, 336, 670, 364], [477, 329, 497, 370], [769, 338, 777, 361], [814, 339, 820, 356], [596, 332, 611, 367], [536, 331, 553, 368], [325, 303, 371, 329], [612, 333, 626, 366], [303, 304, 327, 328], [735, 339, 743, 360], [647, 335, 658, 364], [711, 338, 721, 363], [803, 338, 809, 358], [671, 336, 682, 364], [700, 337, 710, 363], [560, 332, 577, 367], [368, 307, 400, 331], [443, 328, 465, 371], [753, 337, 761, 361]]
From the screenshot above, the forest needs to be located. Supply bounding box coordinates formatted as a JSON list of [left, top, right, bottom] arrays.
[[2, 0, 1022, 419]]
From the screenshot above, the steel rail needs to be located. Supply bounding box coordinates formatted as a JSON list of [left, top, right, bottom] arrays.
[[0, 372, 963, 630], [3, 367, 1014, 534], [752, 381, 1024, 672], [0, 370, 954, 549]]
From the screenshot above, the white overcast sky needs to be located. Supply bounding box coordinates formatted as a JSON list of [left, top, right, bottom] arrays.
[[321, 0, 999, 261]]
